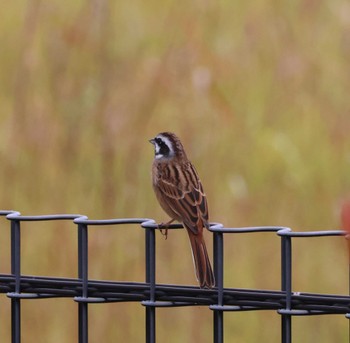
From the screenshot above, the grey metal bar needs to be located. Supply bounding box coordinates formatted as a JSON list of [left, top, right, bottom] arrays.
[[11, 219, 21, 343], [213, 230, 224, 343], [281, 235, 292, 343], [145, 223, 156, 343], [78, 223, 89, 343]]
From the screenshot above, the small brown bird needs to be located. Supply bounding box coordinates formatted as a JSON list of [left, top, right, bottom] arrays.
[[149, 132, 215, 288], [341, 199, 350, 261]]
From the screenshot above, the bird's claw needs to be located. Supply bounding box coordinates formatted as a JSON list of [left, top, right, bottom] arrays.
[[158, 223, 169, 240]]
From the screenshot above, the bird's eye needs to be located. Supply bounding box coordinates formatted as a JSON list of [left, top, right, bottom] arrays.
[[156, 138, 164, 146], [154, 136, 171, 157]]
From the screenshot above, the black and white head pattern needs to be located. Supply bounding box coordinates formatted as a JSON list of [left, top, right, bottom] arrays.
[[150, 132, 186, 160]]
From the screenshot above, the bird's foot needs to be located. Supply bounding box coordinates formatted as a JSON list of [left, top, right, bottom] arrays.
[[158, 219, 175, 240]]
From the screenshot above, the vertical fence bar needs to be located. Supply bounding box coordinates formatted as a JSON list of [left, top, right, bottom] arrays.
[[11, 219, 21, 343], [145, 227, 156, 343], [78, 223, 88, 343], [213, 231, 224, 343], [281, 235, 292, 343]]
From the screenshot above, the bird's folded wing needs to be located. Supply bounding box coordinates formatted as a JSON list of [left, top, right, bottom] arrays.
[[156, 164, 209, 234]]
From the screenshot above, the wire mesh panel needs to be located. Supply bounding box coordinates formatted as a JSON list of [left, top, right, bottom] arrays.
[[0, 210, 349, 343]]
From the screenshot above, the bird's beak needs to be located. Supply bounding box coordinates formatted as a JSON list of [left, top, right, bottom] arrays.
[[149, 138, 155, 145]]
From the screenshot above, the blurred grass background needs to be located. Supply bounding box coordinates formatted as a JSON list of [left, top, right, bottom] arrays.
[[1, 0, 350, 341]]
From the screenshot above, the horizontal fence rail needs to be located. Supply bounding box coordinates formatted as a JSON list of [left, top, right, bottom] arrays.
[[0, 210, 349, 343]]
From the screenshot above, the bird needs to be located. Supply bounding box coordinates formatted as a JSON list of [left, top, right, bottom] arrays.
[[341, 199, 350, 261], [149, 132, 215, 288]]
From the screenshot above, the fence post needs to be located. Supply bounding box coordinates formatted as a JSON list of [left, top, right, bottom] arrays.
[[10, 219, 21, 343], [281, 235, 292, 343], [78, 223, 88, 343], [145, 226, 156, 343], [213, 230, 224, 343]]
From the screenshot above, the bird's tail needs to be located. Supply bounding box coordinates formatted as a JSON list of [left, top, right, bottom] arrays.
[[187, 229, 215, 288]]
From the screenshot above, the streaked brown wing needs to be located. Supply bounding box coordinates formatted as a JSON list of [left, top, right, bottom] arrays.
[[156, 162, 209, 234]]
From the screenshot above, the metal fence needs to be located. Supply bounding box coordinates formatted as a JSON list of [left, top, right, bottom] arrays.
[[0, 210, 349, 343]]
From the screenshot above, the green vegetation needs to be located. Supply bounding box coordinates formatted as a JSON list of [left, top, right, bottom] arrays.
[[1, 0, 350, 341]]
